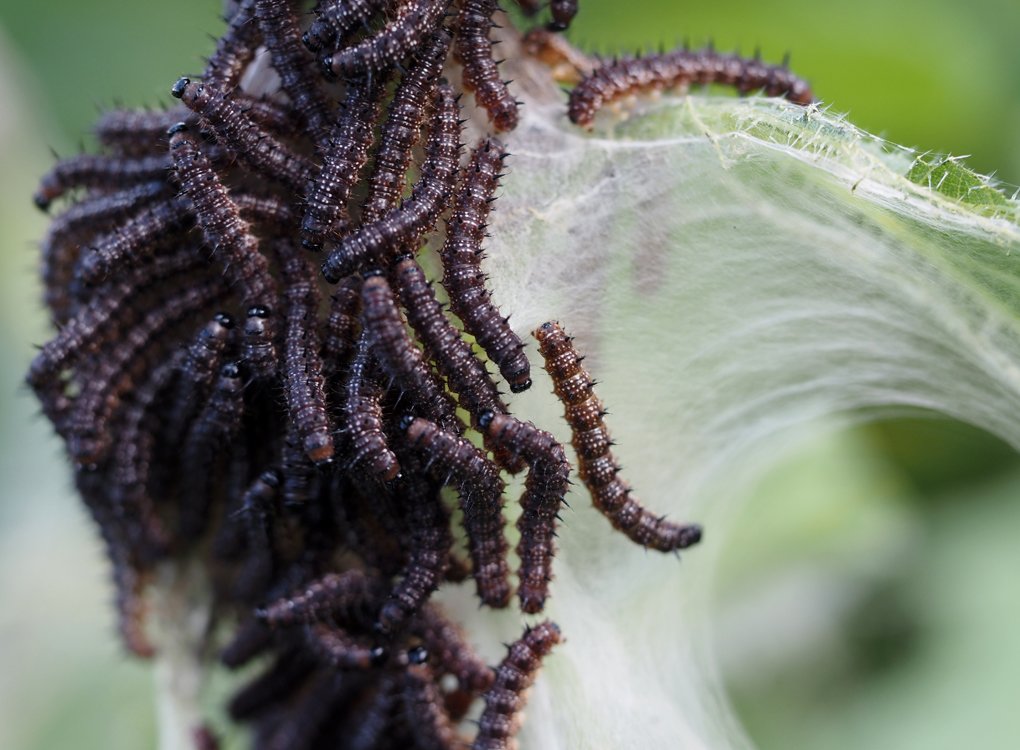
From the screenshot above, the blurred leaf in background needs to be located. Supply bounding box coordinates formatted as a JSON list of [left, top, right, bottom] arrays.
[[0, 1, 1017, 748]]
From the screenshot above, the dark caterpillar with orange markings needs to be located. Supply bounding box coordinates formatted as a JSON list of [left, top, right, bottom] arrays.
[[301, 77, 385, 251], [168, 123, 278, 312], [533, 321, 703, 553], [568, 46, 814, 127], [253, 0, 333, 145], [473, 620, 563, 750], [454, 0, 519, 131], [361, 28, 453, 224], [321, 0, 450, 79], [361, 272, 461, 434], [478, 410, 570, 613], [278, 242, 335, 465], [322, 82, 462, 282], [171, 77, 315, 194], [400, 415, 511, 608], [442, 138, 531, 393]]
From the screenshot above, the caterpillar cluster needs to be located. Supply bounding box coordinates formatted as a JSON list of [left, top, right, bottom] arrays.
[[24, 2, 816, 747]]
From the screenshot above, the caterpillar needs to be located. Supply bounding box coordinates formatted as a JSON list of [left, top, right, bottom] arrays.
[[441, 138, 531, 393], [361, 272, 462, 434], [342, 331, 402, 482], [279, 242, 335, 465], [568, 46, 814, 127], [303, 0, 390, 54], [454, 0, 519, 131], [171, 77, 315, 194], [473, 620, 563, 750], [302, 77, 386, 251], [377, 450, 452, 634], [533, 321, 704, 552], [169, 123, 278, 312], [361, 27, 453, 223], [321, 82, 461, 282], [66, 279, 229, 468], [400, 415, 511, 608], [478, 410, 570, 613], [34, 152, 176, 211], [321, 0, 450, 79], [253, 0, 333, 145]]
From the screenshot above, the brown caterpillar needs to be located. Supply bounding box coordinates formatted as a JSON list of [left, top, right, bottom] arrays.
[[230, 468, 281, 603], [376, 450, 452, 634], [66, 278, 229, 468], [279, 242, 335, 465], [478, 410, 570, 613], [533, 321, 703, 552], [306, 624, 387, 669], [441, 138, 531, 393], [74, 197, 193, 287], [473, 620, 562, 750], [361, 27, 453, 224], [400, 415, 511, 608], [391, 256, 505, 420], [93, 105, 193, 156], [171, 77, 315, 194], [168, 123, 278, 311], [253, 0, 333, 145], [361, 272, 461, 434], [257, 568, 386, 629], [321, 0, 450, 79], [203, 0, 262, 87], [40, 181, 171, 322], [108, 353, 182, 562], [162, 311, 236, 455], [34, 152, 175, 211], [343, 331, 402, 482], [177, 361, 246, 540], [321, 82, 461, 282], [301, 77, 386, 251], [322, 275, 362, 374], [233, 191, 301, 234], [417, 603, 494, 693], [403, 663, 465, 749], [30, 250, 209, 435], [568, 46, 814, 127], [303, 0, 389, 53], [454, 0, 519, 131], [28, 251, 207, 396]]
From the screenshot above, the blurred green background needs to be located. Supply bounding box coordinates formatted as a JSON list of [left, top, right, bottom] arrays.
[[0, 1, 1017, 748]]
